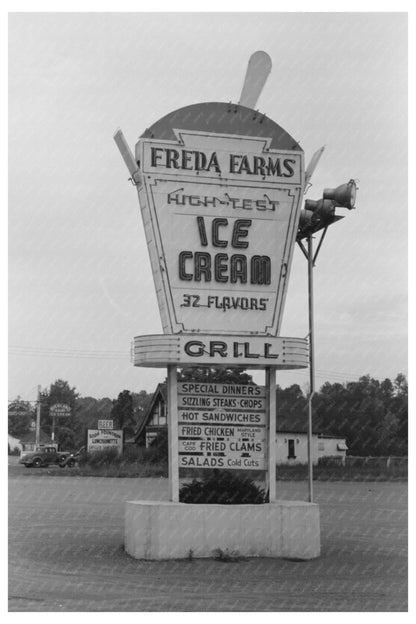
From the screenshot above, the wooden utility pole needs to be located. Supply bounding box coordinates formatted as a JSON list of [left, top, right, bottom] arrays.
[[35, 385, 41, 447]]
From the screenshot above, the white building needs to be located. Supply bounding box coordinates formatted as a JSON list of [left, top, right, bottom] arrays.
[[8, 434, 22, 454], [275, 409, 347, 464], [276, 431, 348, 465], [11, 429, 58, 453]]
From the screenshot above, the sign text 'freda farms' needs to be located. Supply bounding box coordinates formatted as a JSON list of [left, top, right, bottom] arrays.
[[150, 146, 297, 178]]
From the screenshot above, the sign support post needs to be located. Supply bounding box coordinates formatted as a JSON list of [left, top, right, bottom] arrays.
[[307, 233, 315, 503], [167, 365, 179, 502], [266, 368, 276, 502]]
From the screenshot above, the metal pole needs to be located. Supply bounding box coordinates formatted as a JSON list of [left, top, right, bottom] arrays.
[[35, 385, 41, 448], [167, 365, 179, 502], [307, 234, 315, 503], [266, 367, 277, 502]]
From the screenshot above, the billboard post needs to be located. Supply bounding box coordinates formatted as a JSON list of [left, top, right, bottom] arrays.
[[296, 179, 358, 503], [266, 368, 276, 502], [167, 365, 179, 502]]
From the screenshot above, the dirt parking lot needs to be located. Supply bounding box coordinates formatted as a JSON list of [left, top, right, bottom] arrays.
[[8, 465, 407, 612]]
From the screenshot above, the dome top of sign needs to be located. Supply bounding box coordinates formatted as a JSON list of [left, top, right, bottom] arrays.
[[140, 102, 302, 151]]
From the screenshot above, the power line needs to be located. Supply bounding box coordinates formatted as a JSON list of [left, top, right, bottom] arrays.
[[8, 345, 404, 390], [9, 345, 130, 360], [291, 369, 391, 384], [10, 353, 129, 360], [9, 345, 128, 354]]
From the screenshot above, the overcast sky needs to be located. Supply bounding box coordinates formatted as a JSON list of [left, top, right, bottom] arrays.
[[8, 11, 408, 403]]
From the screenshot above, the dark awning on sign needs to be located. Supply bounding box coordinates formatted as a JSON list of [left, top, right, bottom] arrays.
[[337, 442, 348, 451]]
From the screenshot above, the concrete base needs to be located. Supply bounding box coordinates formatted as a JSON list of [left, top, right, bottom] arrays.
[[125, 500, 320, 560]]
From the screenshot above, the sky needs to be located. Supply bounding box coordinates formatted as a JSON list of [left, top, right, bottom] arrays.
[[8, 10, 409, 403]]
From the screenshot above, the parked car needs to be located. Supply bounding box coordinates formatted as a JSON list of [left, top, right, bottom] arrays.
[[19, 446, 74, 468], [59, 447, 86, 467]]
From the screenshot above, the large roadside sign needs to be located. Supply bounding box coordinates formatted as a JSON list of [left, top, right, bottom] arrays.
[[115, 94, 308, 491], [177, 382, 266, 470], [135, 104, 304, 336]]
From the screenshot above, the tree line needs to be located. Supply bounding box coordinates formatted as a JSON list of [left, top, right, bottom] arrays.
[[8, 380, 152, 451], [8, 372, 408, 456], [177, 368, 408, 456]]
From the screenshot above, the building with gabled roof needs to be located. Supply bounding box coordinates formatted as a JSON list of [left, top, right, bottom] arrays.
[[18, 430, 57, 452], [134, 383, 167, 447]]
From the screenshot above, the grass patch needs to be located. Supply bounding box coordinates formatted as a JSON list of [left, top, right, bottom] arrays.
[[71, 439, 169, 477], [12, 450, 407, 481], [75, 462, 168, 478], [213, 548, 245, 562], [14, 463, 168, 478], [14, 462, 407, 480], [275, 463, 407, 481]]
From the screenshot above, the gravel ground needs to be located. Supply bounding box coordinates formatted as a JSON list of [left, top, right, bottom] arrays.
[[8, 463, 407, 612]]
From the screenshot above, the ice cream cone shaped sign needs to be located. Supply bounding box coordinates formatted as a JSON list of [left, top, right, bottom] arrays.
[[118, 102, 304, 336]]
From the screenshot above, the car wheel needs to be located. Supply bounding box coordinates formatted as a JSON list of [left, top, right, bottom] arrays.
[[33, 458, 42, 468]]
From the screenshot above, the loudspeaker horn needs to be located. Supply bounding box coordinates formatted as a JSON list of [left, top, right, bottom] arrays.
[[323, 179, 356, 209]]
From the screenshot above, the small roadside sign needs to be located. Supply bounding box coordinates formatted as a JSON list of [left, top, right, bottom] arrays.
[[50, 403, 71, 418]]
